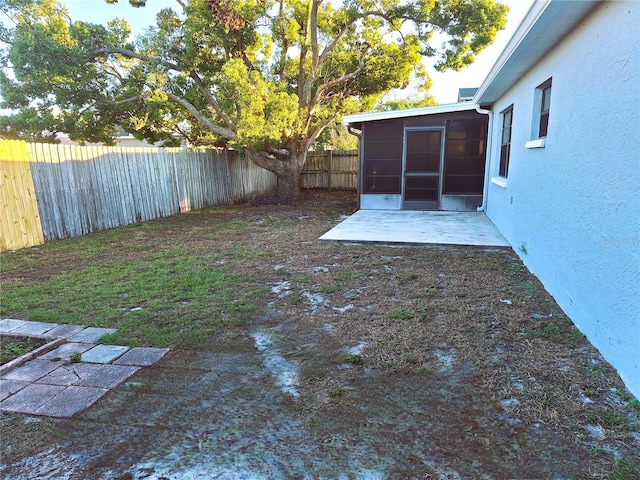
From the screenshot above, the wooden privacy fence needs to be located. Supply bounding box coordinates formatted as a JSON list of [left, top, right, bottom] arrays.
[[301, 150, 358, 190], [1, 140, 45, 251], [0, 141, 276, 251]]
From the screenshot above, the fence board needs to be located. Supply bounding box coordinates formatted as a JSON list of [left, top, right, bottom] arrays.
[[0, 140, 45, 250], [62, 144, 84, 236], [301, 150, 357, 190]]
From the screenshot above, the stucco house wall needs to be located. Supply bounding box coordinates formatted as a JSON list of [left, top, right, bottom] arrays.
[[484, 1, 640, 396]]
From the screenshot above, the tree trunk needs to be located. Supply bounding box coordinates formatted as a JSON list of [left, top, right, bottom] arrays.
[[245, 147, 306, 202], [274, 160, 302, 200]]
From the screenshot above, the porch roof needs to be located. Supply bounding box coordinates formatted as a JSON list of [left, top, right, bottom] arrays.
[[342, 102, 477, 126]]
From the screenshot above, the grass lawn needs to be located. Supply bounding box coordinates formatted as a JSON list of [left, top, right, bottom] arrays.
[[1, 190, 639, 478]]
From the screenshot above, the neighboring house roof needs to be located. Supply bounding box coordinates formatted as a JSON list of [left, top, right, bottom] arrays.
[[474, 0, 600, 106], [457, 88, 478, 102], [342, 102, 477, 126]]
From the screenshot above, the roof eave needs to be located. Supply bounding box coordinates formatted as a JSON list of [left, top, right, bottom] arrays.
[[342, 102, 477, 126], [474, 0, 600, 106]]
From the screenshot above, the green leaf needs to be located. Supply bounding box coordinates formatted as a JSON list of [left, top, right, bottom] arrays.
[[1, 0, 508, 195]]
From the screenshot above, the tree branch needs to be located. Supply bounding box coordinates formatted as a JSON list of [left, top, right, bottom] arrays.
[[275, 0, 288, 80], [311, 63, 366, 107], [300, 0, 322, 110], [244, 148, 280, 174], [305, 114, 335, 152], [297, 4, 311, 108], [265, 145, 290, 159], [310, 0, 320, 71], [92, 49, 239, 137], [102, 61, 125, 82], [100, 94, 145, 106], [90, 47, 182, 72], [318, 10, 409, 67], [172, 123, 197, 145], [165, 92, 236, 139], [189, 72, 237, 132]]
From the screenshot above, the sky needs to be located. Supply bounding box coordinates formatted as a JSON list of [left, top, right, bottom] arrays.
[[65, 0, 534, 105], [426, 0, 534, 103]]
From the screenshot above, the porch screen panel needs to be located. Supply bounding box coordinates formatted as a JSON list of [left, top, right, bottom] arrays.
[[406, 130, 441, 172], [443, 118, 488, 194], [405, 176, 438, 201], [363, 121, 403, 194]]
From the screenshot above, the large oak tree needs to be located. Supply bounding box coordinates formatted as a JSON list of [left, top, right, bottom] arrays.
[[0, 0, 508, 199]]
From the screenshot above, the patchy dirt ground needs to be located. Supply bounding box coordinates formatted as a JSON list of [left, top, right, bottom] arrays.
[[0, 335, 48, 365], [1, 190, 639, 478]]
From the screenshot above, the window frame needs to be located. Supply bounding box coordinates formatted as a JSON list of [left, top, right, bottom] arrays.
[[536, 78, 552, 138], [498, 104, 513, 178]]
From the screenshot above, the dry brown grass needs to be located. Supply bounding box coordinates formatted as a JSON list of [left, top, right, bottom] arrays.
[[2, 189, 638, 478]]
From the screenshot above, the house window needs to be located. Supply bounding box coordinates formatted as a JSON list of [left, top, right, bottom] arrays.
[[537, 79, 552, 138], [499, 105, 513, 178]]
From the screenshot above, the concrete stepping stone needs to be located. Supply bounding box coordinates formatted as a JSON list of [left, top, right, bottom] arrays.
[[39, 342, 95, 361], [0, 383, 66, 414], [114, 347, 170, 367], [0, 379, 29, 402], [81, 345, 130, 364], [2, 359, 61, 382], [0, 319, 28, 332], [10, 321, 58, 336], [33, 385, 108, 418], [67, 327, 117, 343], [46, 324, 87, 338], [36, 363, 104, 387]]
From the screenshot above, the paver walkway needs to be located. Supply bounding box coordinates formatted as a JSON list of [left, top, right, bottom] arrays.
[[0, 319, 168, 418]]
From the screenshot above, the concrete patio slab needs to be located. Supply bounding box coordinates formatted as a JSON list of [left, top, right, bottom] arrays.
[[67, 327, 117, 343], [9, 321, 58, 336], [0, 379, 29, 401], [319, 210, 511, 247], [0, 319, 28, 332], [33, 385, 108, 418], [82, 345, 130, 364], [114, 347, 170, 367]]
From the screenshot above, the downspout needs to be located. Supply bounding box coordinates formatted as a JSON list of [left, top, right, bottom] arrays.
[[347, 125, 362, 210], [475, 104, 493, 213]]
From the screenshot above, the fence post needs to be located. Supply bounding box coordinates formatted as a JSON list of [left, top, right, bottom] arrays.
[[327, 149, 333, 191]]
